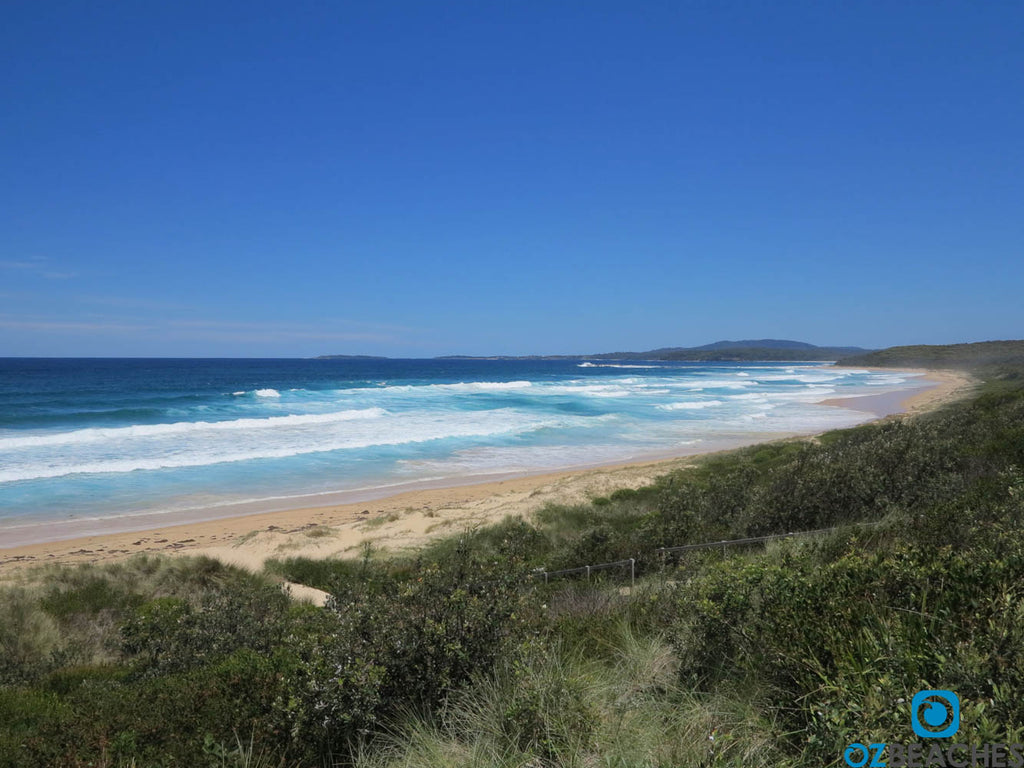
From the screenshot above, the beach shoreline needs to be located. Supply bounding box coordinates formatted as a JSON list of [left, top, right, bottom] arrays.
[[0, 367, 976, 576]]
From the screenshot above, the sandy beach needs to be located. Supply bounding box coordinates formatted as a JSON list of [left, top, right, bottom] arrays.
[[0, 368, 975, 577]]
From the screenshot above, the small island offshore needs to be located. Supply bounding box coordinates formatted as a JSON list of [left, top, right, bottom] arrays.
[[2, 339, 1023, 766]]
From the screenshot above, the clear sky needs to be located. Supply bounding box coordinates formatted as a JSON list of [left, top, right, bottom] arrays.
[[2, 1, 1022, 357]]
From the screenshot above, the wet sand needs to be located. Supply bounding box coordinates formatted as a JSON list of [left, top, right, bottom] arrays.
[[822, 368, 975, 417]]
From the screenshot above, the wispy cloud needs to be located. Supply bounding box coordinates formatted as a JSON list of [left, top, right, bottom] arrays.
[[0, 317, 154, 334], [0, 257, 78, 280], [0, 313, 416, 349], [166, 320, 399, 344]]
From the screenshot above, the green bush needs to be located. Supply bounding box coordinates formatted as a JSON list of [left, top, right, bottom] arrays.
[[671, 525, 1024, 762], [121, 582, 290, 677], [0, 687, 71, 767], [281, 547, 534, 757]]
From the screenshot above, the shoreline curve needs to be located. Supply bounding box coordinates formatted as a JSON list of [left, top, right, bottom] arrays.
[[0, 368, 976, 575]]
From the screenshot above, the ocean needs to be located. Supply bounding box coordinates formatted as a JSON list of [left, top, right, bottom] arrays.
[[0, 358, 925, 545]]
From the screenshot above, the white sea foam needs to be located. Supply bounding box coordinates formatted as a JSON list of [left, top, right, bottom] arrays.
[[577, 363, 663, 369], [762, 387, 838, 402], [658, 400, 725, 410], [688, 379, 754, 390], [544, 384, 632, 398], [379, 380, 534, 394], [795, 374, 845, 383], [0, 409, 606, 484], [333, 377, 690, 401], [752, 371, 849, 384], [0, 409, 593, 481], [230, 387, 283, 397], [367, 377, 699, 400], [866, 376, 911, 386], [0, 408, 388, 449]]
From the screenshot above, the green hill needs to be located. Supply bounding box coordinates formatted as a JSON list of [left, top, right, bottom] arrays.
[[838, 339, 1024, 374], [434, 339, 873, 361], [592, 339, 871, 361]]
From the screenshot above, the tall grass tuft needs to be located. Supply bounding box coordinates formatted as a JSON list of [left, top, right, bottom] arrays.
[[0, 586, 62, 682], [354, 614, 786, 767]]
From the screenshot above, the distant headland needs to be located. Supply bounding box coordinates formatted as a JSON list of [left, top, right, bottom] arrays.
[[318, 339, 873, 363], [313, 354, 390, 360]]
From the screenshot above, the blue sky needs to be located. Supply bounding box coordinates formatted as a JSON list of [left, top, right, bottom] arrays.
[[2, 1, 1022, 357]]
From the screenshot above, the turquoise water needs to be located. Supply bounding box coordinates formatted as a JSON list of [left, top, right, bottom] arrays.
[[0, 358, 924, 544]]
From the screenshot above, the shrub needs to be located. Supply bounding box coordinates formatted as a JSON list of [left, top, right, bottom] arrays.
[[121, 582, 290, 677], [671, 530, 1024, 762], [282, 546, 534, 757]]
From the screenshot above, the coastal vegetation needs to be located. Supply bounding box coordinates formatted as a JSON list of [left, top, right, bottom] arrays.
[[597, 339, 871, 362], [837, 339, 1024, 374], [3, 341, 1024, 766]]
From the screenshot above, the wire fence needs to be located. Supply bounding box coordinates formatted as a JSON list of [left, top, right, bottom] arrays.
[[532, 522, 879, 587], [535, 558, 637, 587]]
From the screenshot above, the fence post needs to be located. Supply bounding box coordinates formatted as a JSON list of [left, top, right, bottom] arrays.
[[586, 565, 591, 582], [630, 558, 635, 588], [544, 571, 548, 584]]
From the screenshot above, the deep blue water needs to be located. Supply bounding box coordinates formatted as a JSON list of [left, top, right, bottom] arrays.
[[0, 357, 923, 543]]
